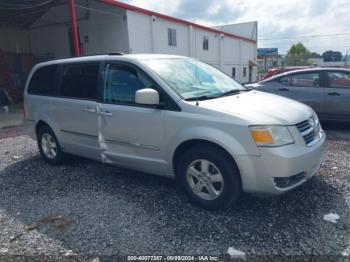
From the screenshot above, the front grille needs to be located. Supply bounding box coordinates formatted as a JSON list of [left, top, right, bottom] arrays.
[[296, 120, 310, 132], [296, 116, 320, 146], [304, 131, 316, 145]]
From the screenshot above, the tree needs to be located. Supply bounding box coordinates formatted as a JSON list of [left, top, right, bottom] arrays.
[[286, 43, 311, 66], [311, 52, 322, 58], [322, 50, 343, 62]]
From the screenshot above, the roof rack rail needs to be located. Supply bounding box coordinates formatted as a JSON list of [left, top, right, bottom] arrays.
[[70, 53, 108, 58], [108, 52, 124, 55]]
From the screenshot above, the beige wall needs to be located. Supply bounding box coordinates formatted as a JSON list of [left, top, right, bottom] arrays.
[[0, 27, 31, 53]]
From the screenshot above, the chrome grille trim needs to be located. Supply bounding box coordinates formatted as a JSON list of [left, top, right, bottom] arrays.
[[296, 116, 321, 146], [300, 126, 316, 137]]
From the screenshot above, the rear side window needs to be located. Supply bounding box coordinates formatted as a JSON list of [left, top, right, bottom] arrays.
[[60, 63, 99, 100], [27, 65, 58, 95], [327, 71, 350, 88]]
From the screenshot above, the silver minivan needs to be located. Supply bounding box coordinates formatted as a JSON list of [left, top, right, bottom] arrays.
[[24, 54, 326, 210]]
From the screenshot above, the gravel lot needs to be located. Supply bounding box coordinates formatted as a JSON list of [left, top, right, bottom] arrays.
[[0, 124, 349, 261]]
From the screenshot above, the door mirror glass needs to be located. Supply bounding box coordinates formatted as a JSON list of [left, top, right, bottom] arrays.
[[135, 88, 159, 105]]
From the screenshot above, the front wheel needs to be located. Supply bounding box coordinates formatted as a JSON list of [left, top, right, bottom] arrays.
[[177, 144, 241, 210], [37, 125, 64, 165]]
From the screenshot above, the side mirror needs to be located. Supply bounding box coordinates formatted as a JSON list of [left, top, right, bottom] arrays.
[[135, 88, 160, 105]]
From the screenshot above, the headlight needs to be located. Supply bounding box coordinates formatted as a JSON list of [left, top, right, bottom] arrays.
[[250, 125, 294, 147], [312, 113, 319, 127]]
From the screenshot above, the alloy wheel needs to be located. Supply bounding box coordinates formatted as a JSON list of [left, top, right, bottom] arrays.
[[186, 159, 224, 201], [41, 133, 57, 159]]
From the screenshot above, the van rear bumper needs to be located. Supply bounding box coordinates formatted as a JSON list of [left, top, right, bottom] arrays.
[[236, 131, 326, 195]]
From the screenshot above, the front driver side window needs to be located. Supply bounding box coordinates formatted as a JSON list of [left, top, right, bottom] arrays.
[[291, 73, 320, 87], [279, 76, 292, 86], [104, 64, 154, 104]]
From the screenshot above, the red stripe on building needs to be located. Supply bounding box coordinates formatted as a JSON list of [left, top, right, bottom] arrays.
[[100, 0, 256, 44]]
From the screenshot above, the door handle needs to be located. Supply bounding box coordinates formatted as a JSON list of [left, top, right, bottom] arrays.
[[328, 92, 340, 96], [84, 107, 96, 113], [100, 110, 113, 116], [278, 88, 289, 91]]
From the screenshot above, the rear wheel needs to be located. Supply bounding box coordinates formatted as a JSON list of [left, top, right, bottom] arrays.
[[177, 144, 241, 210], [37, 125, 64, 165]]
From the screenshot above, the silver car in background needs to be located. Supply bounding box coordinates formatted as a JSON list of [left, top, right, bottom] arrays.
[[24, 54, 326, 210], [247, 68, 350, 121]]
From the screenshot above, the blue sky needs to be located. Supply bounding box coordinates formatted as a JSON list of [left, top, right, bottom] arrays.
[[118, 0, 350, 55]]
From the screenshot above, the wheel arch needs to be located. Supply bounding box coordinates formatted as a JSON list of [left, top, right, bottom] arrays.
[[35, 120, 50, 136], [35, 120, 61, 143], [172, 139, 241, 181]]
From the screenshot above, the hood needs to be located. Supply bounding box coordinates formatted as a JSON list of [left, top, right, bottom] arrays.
[[191, 90, 313, 125]]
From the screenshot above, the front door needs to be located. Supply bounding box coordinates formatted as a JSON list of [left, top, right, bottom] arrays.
[[325, 70, 350, 120], [99, 63, 166, 174], [274, 75, 297, 100], [291, 71, 326, 116]]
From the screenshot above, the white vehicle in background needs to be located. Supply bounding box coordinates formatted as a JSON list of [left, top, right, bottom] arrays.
[[24, 54, 326, 210]]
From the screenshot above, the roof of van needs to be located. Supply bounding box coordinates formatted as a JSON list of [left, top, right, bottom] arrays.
[[34, 54, 188, 67]]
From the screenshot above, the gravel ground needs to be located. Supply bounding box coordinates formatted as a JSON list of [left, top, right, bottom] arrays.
[[0, 125, 349, 261]]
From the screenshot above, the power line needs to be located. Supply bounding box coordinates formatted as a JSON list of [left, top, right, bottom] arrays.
[[259, 32, 350, 41], [0, 0, 53, 10]]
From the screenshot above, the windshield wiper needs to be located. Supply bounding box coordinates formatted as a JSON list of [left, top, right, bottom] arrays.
[[216, 88, 253, 98], [185, 88, 253, 101], [185, 95, 217, 101]]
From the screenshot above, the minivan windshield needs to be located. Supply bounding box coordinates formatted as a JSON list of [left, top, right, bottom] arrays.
[[140, 58, 247, 100]]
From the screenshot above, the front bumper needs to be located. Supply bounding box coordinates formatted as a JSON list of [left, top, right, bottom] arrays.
[[236, 129, 326, 195]]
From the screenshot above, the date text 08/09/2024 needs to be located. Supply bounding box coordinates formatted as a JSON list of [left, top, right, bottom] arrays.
[[127, 256, 219, 261]]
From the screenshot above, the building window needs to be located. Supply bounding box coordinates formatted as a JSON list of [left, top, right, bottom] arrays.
[[232, 67, 236, 79], [243, 67, 247, 78], [203, 36, 209, 50], [168, 28, 177, 47]]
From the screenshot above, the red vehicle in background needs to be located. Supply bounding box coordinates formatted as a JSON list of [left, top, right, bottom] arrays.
[[261, 66, 312, 80]]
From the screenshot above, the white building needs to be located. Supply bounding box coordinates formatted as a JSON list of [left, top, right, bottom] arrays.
[[309, 58, 349, 68], [0, 0, 258, 103]]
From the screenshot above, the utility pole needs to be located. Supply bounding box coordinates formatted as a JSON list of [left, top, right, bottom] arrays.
[[69, 0, 80, 56]]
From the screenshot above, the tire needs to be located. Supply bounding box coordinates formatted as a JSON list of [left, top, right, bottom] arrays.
[[37, 125, 64, 165], [176, 144, 241, 210]]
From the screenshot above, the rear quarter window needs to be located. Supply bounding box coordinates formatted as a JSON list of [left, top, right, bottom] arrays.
[[27, 65, 58, 96]]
